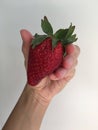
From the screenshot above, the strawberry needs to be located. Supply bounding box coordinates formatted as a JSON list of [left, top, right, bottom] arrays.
[[27, 16, 77, 86]]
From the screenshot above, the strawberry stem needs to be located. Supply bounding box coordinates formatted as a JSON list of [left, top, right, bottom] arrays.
[[32, 16, 78, 49]]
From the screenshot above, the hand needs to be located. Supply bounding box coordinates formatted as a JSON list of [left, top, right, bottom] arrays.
[[20, 29, 80, 103]]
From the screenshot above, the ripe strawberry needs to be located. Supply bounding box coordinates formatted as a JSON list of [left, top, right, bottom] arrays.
[[27, 16, 77, 86]]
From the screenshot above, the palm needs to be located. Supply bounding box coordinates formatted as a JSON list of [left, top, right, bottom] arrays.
[[28, 76, 71, 101], [20, 29, 79, 100]]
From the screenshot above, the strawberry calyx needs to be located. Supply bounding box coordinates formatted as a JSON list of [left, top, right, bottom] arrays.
[[32, 16, 77, 49]]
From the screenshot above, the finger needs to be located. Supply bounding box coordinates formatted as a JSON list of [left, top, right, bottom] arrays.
[[49, 44, 80, 81], [63, 45, 80, 68], [63, 69, 76, 82], [51, 58, 77, 81], [72, 45, 80, 58], [49, 51, 75, 80], [49, 73, 58, 80], [54, 69, 76, 91], [49, 67, 68, 80], [20, 29, 33, 58], [65, 44, 75, 55], [49, 57, 78, 81], [62, 55, 74, 69], [72, 59, 78, 68], [20, 29, 33, 47], [63, 57, 78, 78]]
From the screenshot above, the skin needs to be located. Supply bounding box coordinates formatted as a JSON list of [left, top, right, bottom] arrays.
[[2, 29, 80, 130]]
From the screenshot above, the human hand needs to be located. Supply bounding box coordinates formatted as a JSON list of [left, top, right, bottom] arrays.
[[20, 29, 80, 103]]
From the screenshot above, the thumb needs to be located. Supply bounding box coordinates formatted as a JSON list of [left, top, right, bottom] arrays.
[[20, 29, 33, 48], [20, 29, 33, 68], [20, 29, 33, 58]]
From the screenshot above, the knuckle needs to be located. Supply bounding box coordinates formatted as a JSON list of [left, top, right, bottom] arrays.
[[75, 45, 80, 56], [74, 60, 78, 66], [72, 49, 80, 59]]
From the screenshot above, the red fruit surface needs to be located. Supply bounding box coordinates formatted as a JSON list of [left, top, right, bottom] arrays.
[[27, 38, 64, 86]]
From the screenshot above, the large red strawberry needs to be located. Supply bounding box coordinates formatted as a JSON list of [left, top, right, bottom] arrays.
[[27, 16, 77, 86]]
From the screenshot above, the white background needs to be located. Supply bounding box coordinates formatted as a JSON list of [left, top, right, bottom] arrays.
[[0, 0, 98, 130]]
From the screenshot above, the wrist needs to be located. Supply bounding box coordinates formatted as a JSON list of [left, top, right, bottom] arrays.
[[24, 83, 50, 107], [21, 84, 50, 130], [2, 83, 50, 130]]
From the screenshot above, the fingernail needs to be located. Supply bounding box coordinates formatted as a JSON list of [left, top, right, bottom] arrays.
[[60, 69, 67, 78], [67, 56, 73, 63], [65, 44, 75, 54], [55, 68, 68, 79], [63, 55, 73, 69]]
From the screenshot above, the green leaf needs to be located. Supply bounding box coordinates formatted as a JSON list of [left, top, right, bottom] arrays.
[[66, 38, 77, 44], [41, 16, 53, 35], [54, 29, 68, 39], [62, 34, 78, 44], [63, 51, 67, 57], [65, 23, 75, 39], [34, 33, 40, 38], [32, 34, 48, 48], [52, 37, 59, 48], [34, 33, 46, 38], [67, 34, 77, 43], [71, 34, 76, 39]]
